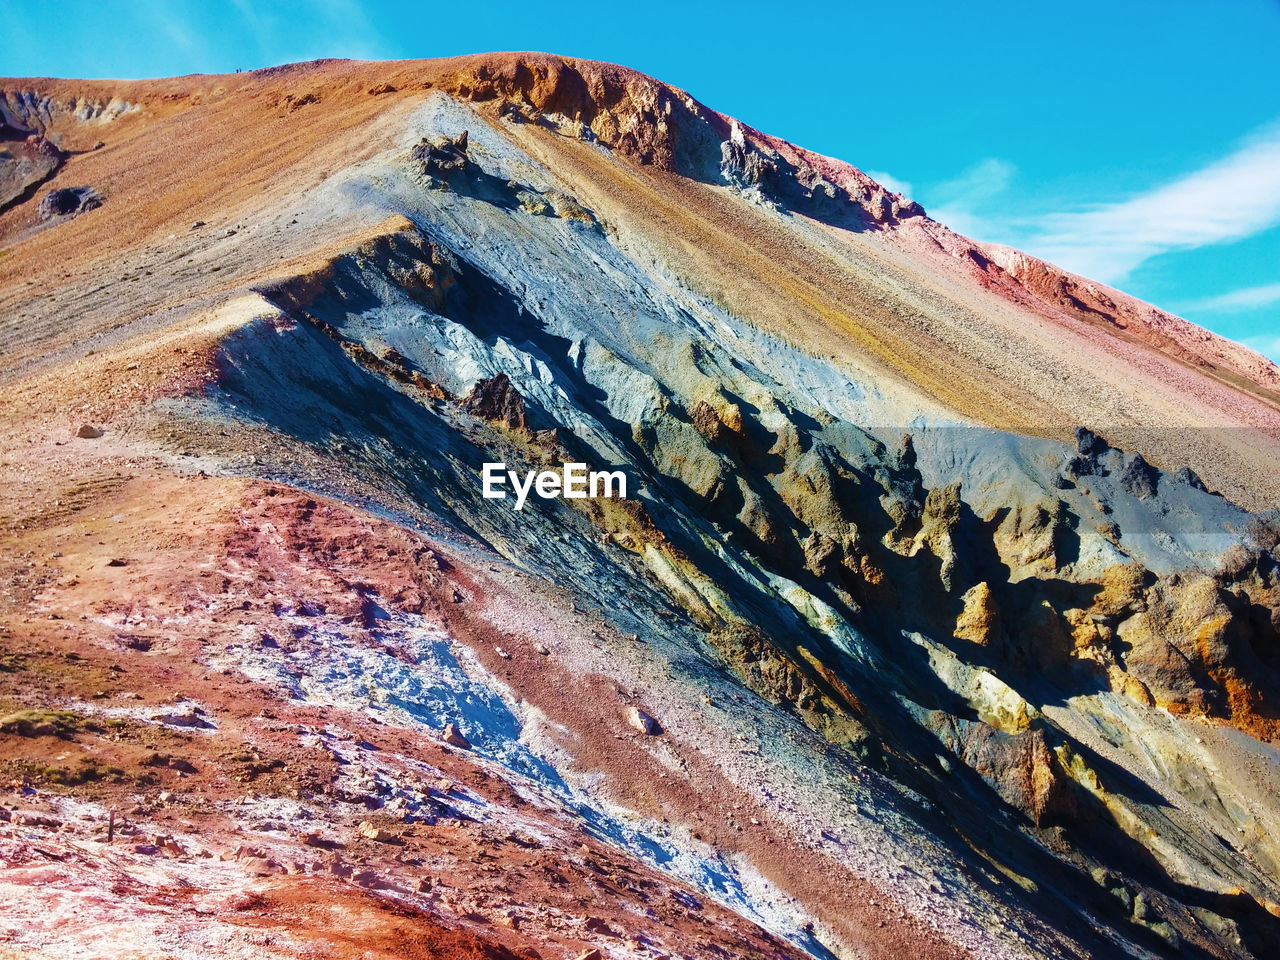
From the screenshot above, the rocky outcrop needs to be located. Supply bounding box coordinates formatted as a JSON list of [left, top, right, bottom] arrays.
[[5, 54, 1280, 960], [929, 715, 1078, 827], [411, 129, 469, 180], [462, 373, 527, 431], [708, 623, 871, 753], [720, 120, 779, 193], [954, 581, 1002, 646], [437, 57, 684, 170], [626, 705, 660, 735], [1, 88, 136, 135], [717, 116, 924, 225], [441, 722, 471, 749], [0, 134, 63, 211]]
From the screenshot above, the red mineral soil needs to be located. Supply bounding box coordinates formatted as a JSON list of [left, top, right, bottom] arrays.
[[0, 445, 961, 959]]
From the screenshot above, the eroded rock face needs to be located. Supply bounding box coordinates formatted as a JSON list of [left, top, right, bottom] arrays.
[[929, 715, 1077, 827], [240, 204, 1280, 956], [1116, 550, 1280, 740], [439, 59, 683, 169], [954, 581, 1001, 646], [0, 135, 63, 211], [720, 120, 779, 193], [716, 116, 923, 225], [6, 56, 1280, 960]]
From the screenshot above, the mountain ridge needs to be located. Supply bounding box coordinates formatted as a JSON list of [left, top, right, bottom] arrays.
[[5, 52, 1276, 390], [7, 54, 1276, 510], [2, 53, 1280, 960]]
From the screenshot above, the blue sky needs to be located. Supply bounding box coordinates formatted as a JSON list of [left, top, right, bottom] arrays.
[[5, 0, 1279, 359]]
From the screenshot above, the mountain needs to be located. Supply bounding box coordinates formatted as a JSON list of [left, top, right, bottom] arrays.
[[2, 54, 1279, 960]]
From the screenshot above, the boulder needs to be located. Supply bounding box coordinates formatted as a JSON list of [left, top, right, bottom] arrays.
[[441, 722, 471, 749], [38, 185, 102, 220], [412, 130, 469, 179], [626, 706, 660, 735], [357, 820, 394, 842], [241, 856, 282, 876], [931, 716, 1077, 826], [75, 423, 103, 439], [893, 197, 926, 218], [1119, 454, 1158, 500], [867, 192, 893, 222], [1075, 426, 1109, 457], [0, 135, 63, 211]]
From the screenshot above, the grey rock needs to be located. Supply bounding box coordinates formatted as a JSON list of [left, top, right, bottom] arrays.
[[37, 185, 102, 220]]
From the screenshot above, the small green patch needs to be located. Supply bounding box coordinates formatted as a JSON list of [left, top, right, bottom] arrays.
[[142, 751, 198, 774], [23, 757, 128, 786], [0, 708, 95, 738]]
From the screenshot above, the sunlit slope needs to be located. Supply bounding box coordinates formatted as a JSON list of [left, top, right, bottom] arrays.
[[4, 54, 1278, 507], [3, 54, 1280, 960]]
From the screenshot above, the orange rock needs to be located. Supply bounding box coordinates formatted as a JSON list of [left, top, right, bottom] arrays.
[[357, 820, 394, 842], [441, 723, 471, 749]]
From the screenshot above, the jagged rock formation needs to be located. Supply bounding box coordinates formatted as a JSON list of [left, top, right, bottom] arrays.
[[1, 54, 1279, 960]]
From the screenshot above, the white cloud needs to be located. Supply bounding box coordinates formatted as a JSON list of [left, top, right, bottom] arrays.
[[307, 0, 384, 59], [926, 205, 997, 242], [933, 158, 1015, 207], [921, 122, 1280, 287], [1032, 124, 1280, 282], [1180, 281, 1280, 313], [920, 158, 1017, 245], [140, 0, 203, 58], [865, 170, 913, 198]]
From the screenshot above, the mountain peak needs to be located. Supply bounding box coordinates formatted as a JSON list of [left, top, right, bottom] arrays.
[[3, 53, 1280, 960]]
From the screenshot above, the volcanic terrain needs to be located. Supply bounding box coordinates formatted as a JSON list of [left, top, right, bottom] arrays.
[[2, 55, 1280, 960]]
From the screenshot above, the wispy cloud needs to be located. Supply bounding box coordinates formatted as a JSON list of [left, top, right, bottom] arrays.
[[933, 158, 1015, 207], [306, 0, 384, 60], [925, 122, 1280, 286], [139, 0, 202, 57], [225, 0, 387, 68], [1031, 124, 1280, 283], [1181, 282, 1280, 313], [865, 170, 913, 198], [926, 158, 1017, 243]]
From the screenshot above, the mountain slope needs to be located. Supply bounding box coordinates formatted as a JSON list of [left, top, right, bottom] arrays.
[[2, 54, 1279, 960]]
